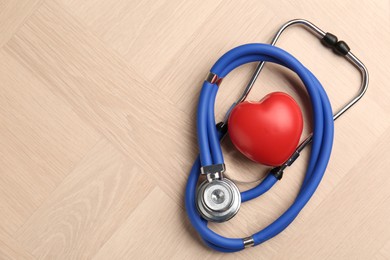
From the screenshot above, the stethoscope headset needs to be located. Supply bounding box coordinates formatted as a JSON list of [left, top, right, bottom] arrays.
[[185, 19, 369, 252]]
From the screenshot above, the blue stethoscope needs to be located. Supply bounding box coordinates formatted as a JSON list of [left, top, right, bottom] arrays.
[[185, 19, 369, 252]]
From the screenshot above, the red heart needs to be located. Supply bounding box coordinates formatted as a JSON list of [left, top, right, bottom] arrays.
[[228, 92, 303, 166]]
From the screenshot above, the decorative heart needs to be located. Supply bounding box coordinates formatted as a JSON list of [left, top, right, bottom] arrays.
[[228, 92, 303, 166]]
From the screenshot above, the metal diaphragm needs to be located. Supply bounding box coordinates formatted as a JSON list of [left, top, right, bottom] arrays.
[[196, 178, 241, 222]]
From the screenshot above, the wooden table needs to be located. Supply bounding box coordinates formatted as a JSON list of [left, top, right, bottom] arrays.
[[1, 0, 389, 259]]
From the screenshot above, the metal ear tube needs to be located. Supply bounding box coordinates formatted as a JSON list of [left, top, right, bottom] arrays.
[[233, 19, 369, 179]]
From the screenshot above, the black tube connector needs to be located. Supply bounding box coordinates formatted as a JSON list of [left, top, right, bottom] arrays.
[[271, 151, 300, 181], [271, 166, 284, 180], [321, 32, 338, 48], [334, 41, 350, 56], [321, 32, 350, 56], [216, 121, 228, 135]]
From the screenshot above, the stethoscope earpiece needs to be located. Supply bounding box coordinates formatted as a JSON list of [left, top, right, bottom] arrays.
[[196, 165, 241, 222]]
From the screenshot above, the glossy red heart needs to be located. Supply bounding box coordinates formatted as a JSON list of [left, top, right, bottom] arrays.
[[228, 92, 303, 166]]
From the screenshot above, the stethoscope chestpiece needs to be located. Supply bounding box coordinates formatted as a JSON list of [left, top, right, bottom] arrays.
[[196, 164, 241, 222]]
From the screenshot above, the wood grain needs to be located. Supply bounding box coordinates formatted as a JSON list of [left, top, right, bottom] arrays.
[[0, 0, 389, 259], [58, 0, 224, 80], [0, 0, 43, 48], [15, 139, 155, 259], [0, 226, 34, 260], [0, 47, 100, 235]]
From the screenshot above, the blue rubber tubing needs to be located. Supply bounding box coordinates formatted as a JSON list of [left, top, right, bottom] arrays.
[[185, 43, 334, 252]]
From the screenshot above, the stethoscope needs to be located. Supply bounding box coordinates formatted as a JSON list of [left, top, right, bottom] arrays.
[[185, 19, 369, 252]]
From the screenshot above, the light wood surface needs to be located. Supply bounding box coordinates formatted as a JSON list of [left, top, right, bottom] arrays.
[[1, 0, 389, 259]]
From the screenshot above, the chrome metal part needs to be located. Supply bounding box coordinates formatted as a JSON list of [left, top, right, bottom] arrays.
[[205, 72, 223, 86], [196, 178, 241, 222], [243, 236, 255, 248], [201, 164, 226, 175], [201, 164, 226, 182]]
